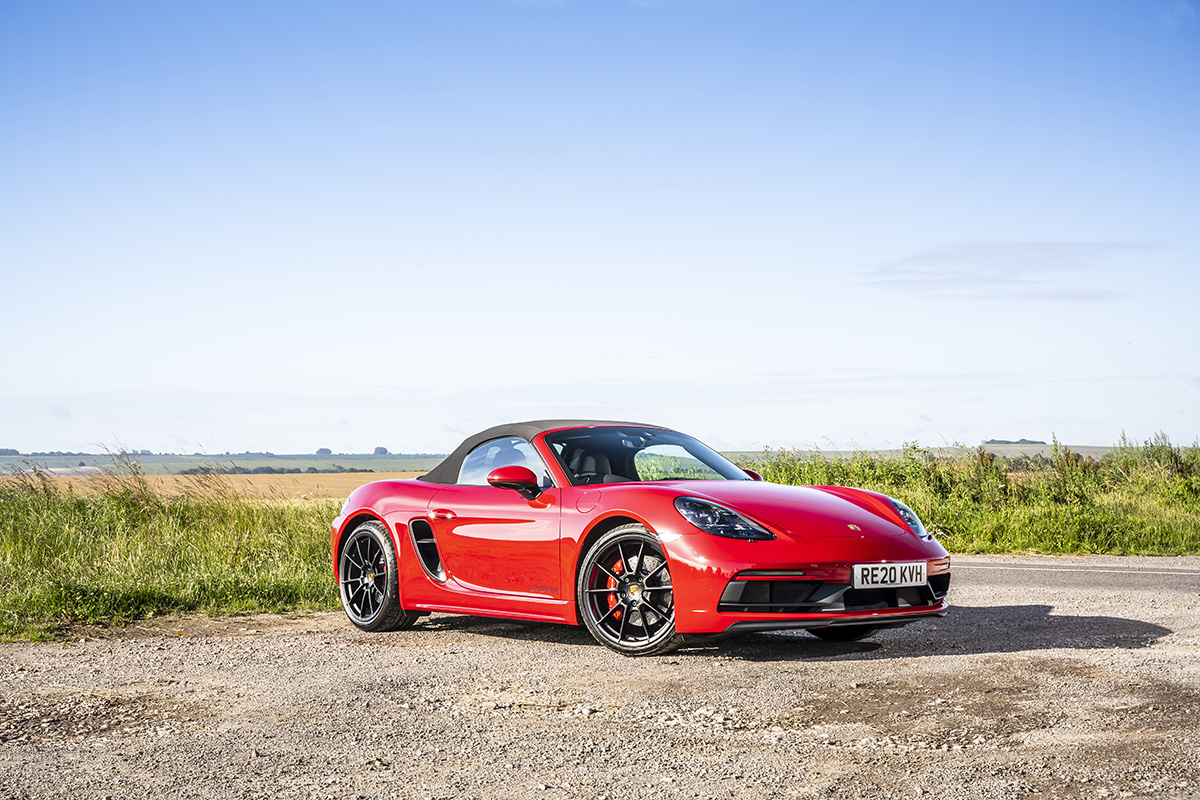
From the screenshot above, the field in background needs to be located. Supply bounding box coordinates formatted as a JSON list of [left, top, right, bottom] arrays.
[[0, 453, 444, 476], [737, 443, 1114, 461], [46, 472, 425, 500], [2, 434, 1196, 641], [4, 444, 1116, 476]]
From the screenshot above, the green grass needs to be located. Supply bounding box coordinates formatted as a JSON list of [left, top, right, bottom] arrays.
[[0, 466, 340, 640], [740, 432, 1200, 556], [3, 433, 1197, 641]]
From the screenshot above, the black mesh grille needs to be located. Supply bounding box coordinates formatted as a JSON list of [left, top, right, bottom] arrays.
[[718, 580, 821, 613], [841, 588, 892, 610]]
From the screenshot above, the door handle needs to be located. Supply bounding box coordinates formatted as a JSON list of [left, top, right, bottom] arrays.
[[430, 508, 457, 520]]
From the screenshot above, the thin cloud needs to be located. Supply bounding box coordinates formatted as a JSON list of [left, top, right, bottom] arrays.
[[860, 241, 1160, 301]]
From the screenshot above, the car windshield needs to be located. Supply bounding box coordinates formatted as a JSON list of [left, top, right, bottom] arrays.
[[543, 427, 750, 486]]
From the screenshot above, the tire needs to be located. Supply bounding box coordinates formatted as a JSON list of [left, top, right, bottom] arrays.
[[810, 625, 878, 642], [576, 524, 684, 656], [338, 519, 420, 632]]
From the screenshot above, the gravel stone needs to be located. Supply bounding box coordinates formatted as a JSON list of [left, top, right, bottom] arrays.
[[2, 555, 1199, 799]]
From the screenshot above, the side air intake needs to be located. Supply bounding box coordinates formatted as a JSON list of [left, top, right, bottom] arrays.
[[408, 518, 446, 583]]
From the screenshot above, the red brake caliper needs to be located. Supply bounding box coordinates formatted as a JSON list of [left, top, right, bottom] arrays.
[[607, 558, 623, 619]]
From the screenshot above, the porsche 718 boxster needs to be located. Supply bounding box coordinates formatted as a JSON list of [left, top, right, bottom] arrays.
[[331, 420, 951, 655]]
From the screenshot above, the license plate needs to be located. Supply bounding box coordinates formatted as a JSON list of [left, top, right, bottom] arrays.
[[852, 562, 926, 589]]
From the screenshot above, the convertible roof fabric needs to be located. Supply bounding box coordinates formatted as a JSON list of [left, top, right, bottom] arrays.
[[417, 419, 662, 485]]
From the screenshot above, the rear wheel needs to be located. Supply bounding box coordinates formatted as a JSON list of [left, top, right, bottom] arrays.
[[577, 524, 683, 656], [338, 520, 420, 632], [810, 625, 878, 642]]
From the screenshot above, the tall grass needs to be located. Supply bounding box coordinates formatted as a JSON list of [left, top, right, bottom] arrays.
[[3, 435, 1197, 640], [741, 433, 1200, 556], [0, 461, 339, 640]]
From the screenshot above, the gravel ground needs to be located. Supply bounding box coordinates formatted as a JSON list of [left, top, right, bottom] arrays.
[[2, 555, 1199, 800]]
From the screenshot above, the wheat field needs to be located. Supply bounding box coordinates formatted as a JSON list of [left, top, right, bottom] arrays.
[[42, 471, 425, 500]]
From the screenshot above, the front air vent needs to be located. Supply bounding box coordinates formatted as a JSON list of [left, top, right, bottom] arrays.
[[408, 518, 446, 583], [718, 580, 823, 613]]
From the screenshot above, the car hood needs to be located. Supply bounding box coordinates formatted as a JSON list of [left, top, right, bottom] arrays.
[[657, 480, 911, 540]]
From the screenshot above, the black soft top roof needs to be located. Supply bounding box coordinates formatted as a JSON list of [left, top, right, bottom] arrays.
[[418, 419, 665, 485]]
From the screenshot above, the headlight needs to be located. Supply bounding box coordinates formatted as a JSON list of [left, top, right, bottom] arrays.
[[888, 498, 933, 540], [674, 497, 775, 541]]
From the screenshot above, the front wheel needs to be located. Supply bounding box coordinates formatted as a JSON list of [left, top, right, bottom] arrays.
[[338, 520, 420, 632], [577, 524, 683, 656]]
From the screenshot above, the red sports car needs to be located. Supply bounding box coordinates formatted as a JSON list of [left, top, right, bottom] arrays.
[[331, 420, 951, 655]]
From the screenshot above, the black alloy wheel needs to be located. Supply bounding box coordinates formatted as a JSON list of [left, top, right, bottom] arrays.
[[810, 625, 878, 642], [577, 524, 683, 656], [338, 519, 420, 632]]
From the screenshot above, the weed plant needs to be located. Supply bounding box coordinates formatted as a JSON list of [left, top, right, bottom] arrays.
[[741, 433, 1200, 556], [0, 458, 339, 640]]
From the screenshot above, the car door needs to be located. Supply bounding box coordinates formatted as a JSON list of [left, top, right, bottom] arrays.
[[426, 437, 562, 599]]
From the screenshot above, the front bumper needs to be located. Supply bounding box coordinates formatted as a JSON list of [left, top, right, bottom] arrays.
[[660, 526, 951, 635]]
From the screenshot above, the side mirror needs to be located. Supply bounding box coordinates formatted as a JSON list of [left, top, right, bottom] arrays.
[[487, 465, 542, 499], [743, 468, 764, 482]]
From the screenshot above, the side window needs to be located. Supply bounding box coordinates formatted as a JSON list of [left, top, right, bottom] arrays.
[[457, 437, 553, 487]]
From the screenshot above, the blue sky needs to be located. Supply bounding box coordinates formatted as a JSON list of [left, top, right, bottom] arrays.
[[1, 0, 1197, 454]]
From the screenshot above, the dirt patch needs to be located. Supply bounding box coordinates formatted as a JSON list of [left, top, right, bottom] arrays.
[[0, 686, 199, 745], [65, 611, 345, 641]]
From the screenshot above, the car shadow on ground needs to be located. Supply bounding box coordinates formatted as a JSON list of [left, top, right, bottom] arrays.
[[407, 604, 1173, 661], [416, 614, 598, 646], [720, 604, 1174, 662]]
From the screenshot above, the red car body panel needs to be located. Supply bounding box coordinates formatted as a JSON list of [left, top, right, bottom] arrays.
[[331, 422, 950, 640]]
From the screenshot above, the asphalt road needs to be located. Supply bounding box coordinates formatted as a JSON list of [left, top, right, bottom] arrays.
[[952, 554, 1200, 593]]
